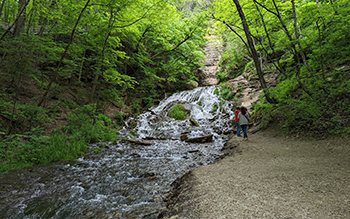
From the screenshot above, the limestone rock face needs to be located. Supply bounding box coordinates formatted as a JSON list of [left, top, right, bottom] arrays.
[[196, 37, 221, 86], [228, 71, 278, 112]]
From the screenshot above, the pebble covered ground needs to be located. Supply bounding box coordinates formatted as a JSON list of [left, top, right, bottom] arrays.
[[159, 129, 350, 219]]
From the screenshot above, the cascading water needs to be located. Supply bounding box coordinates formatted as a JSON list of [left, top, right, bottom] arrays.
[[0, 86, 234, 219]]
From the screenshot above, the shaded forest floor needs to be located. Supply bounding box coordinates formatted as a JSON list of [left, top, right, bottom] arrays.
[[159, 127, 350, 218]]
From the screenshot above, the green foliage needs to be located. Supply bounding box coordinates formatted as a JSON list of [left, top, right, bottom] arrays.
[[214, 85, 234, 100], [0, 0, 211, 174], [142, 96, 154, 109], [215, 70, 229, 82], [210, 104, 219, 114], [212, 0, 350, 135], [114, 112, 125, 126], [0, 95, 48, 135], [62, 104, 117, 143], [60, 98, 78, 109], [0, 104, 118, 173], [218, 33, 248, 77], [254, 69, 350, 135], [169, 104, 188, 120]]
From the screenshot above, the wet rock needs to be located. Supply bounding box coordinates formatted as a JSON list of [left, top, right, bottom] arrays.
[[189, 117, 199, 127], [223, 128, 235, 135], [143, 136, 166, 140], [185, 134, 213, 143], [125, 139, 154, 145], [181, 103, 193, 112], [131, 153, 141, 157], [140, 172, 156, 178]]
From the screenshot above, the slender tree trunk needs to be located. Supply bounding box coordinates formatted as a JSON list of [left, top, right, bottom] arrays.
[[38, 0, 57, 36], [254, 0, 312, 73], [79, 50, 86, 83], [0, 0, 6, 18], [316, 0, 320, 8], [37, 0, 91, 107], [316, 19, 326, 81], [25, 4, 35, 34], [14, 0, 27, 37], [89, 8, 114, 103], [232, 0, 276, 104], [4, 0, 9, 22], [254, 1, 285, 75], [291, 0, 312, 72], [222, 20, 250, 55]]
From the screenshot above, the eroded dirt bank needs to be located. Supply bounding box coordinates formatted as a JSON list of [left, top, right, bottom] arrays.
[[159, 129, 350, 218]]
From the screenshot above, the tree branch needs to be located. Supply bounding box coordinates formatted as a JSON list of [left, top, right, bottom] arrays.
[[253, 0, 278, 17], [151, 26, 198, 60]]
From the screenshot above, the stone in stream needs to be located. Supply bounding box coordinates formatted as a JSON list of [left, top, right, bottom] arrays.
[[185, 134, 213, 143], [189, 117, 199, 127], [124, 139, 154, 145]]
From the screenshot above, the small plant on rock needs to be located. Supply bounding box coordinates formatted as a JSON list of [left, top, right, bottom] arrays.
[[169, 104, 188, 120]]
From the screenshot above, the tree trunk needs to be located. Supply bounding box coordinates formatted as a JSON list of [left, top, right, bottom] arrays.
[[291, 0, 312, 72], [89, 8, 114, 103], [0, 0, 30, 41], [37, 0, 91, 107], [255, 0, 312, 73], [316, 19, 326, 81], [232, 0, 276, 104], [14, 0, 27, 37], [0, 0, 6, 18], [254, 1, 285, 75], [38, 0, 57, 36]]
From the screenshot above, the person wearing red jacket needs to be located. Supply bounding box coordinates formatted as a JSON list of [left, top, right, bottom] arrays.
[[234, 106, 242, 137]]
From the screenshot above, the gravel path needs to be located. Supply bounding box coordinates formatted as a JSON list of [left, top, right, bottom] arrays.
[[159, 129, 350, 219]]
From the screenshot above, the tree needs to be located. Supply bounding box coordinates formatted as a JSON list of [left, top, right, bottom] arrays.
[[231, 0, 276, 103], [0, 0, 6, 18]]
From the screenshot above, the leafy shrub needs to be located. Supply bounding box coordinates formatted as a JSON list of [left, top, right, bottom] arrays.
[[214, 86, 234, 100], [115, 112, 125, 126], [169, 104, 188, 120], [216, 70, 229, 82], [0, 96, 48, 134], [0, 104, 118, 173], [63, 104, 118, 144]]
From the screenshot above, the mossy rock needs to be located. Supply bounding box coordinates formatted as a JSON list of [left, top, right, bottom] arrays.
[[169, 104, 188, 120], [189, 117, 199, 127]]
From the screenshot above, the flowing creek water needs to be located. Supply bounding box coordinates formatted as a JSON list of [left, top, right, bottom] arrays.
[[0, 86, 234, 219]]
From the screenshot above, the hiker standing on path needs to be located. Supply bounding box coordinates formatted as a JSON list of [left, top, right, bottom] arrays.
[[234, 106, 242, 137], [238, 106, 250, 141]]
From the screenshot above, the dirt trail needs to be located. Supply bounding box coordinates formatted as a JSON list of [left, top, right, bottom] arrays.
[[159, 129, 350, 218]]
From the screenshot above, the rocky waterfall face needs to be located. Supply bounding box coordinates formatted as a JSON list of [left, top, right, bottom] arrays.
[[0, 86, 235, 219], [196, 36, 221, 86]]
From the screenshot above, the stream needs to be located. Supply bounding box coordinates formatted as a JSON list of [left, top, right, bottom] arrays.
[[0, 86, 234, 219]]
